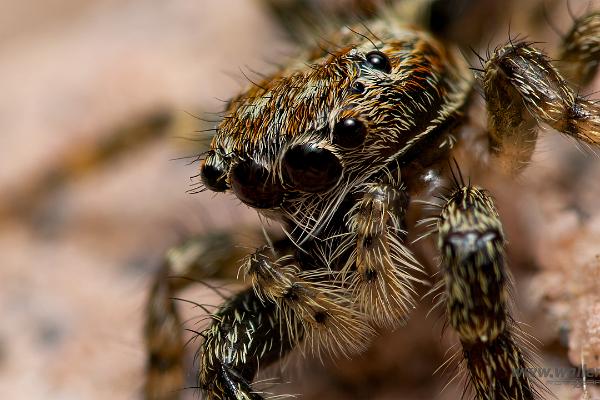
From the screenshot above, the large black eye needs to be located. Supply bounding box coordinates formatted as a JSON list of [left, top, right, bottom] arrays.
[[230, 160, 283, 209], [282, 144, 343, 193], [366, 50, 391, 73], [333, 117, 366, 148], [200, 153, 228, 192]]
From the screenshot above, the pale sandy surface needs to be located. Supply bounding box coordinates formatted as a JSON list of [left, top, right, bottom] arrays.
[[0, 2, 271, 399], [0, 1, 599, 400]]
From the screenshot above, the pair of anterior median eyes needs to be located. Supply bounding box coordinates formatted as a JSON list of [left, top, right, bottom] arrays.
[[200, 50, 392, 208]]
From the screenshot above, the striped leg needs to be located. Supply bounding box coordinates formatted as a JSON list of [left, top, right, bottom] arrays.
[[144, 233, 247, 400], [199, 288, 292, 400], [483, 40, 600, 175], [438, 185, 538, 399]]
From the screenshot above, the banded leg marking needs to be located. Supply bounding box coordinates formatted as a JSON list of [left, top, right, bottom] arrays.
[[145, 233, 246, 400], [200, 288, 291, 400], [438, 186, 538, 400], [483, 40, 600, 174]]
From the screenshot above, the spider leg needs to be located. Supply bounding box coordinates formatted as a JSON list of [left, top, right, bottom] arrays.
[[145, 264, 186, 400], [438, 185, 539, 400], [200, 242, 374, 399], [344, 182, 423, 328], [559, 11, 600, 88], [144, 232, 252, 400], [199, 287, 293, 400], [482, 39, 600, 174], [243, 245, 374, 358]]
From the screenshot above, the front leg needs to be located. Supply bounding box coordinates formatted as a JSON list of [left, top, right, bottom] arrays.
[[244, 245, 374, 358], [200, 239, 377, 398], [200, 287, 292, 400], [438, 185, 539, 399], [345, 182, 423, 328]]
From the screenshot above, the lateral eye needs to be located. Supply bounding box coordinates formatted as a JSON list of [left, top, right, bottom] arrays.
[[365, 50, 391, 73], [200, 152, 229, 192]]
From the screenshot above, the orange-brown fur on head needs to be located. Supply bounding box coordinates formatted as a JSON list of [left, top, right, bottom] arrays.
[[201, 21, 472, 228]]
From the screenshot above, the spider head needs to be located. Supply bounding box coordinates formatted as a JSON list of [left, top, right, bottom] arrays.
[[200, 24, 471, 216]]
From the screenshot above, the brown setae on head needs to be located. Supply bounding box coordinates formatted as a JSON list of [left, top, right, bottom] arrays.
[[200, 21, 471, 215]]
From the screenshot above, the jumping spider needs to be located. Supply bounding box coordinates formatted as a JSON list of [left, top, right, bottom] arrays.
[[144, 2, 600, 399]]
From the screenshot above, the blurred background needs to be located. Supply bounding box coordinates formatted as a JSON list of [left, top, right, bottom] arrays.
[[0, 0, 599, 399]]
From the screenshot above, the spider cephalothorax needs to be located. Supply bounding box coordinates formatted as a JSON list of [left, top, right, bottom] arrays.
[[201, 23, 470, 216], [143, 3, 600, 400]]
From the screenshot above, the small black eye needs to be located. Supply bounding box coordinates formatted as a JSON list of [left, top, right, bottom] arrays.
[[366, 50, 391, 73], [230, 160, 283, 209], [350, 81, 365, 94], [283, 144, 342, 193], [333, 117, 366, 148], [200, 153, 229, 192]]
